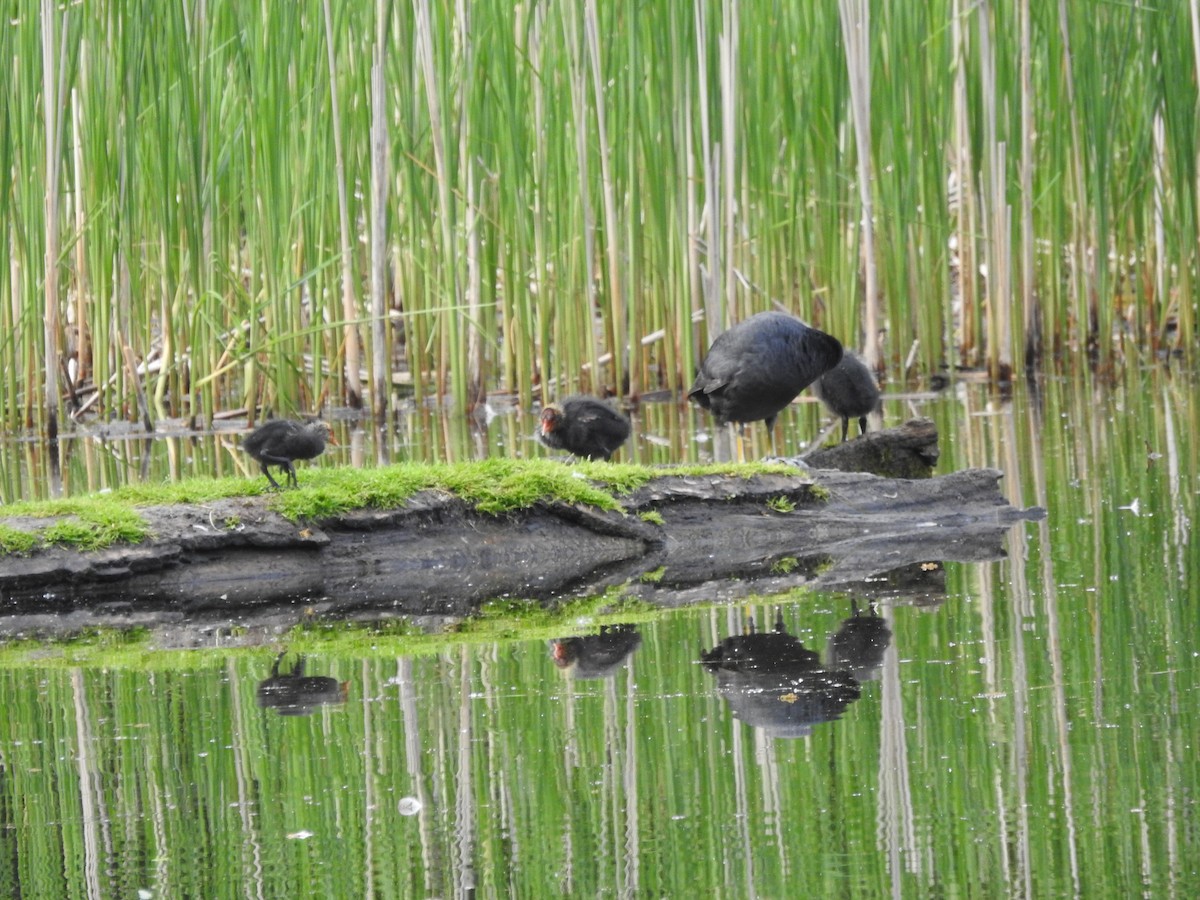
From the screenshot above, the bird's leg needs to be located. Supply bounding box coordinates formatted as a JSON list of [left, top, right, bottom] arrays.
[[841, 417, 850, 443], [286, 462, 299, 488], [857, 415, 868, 437], [260, 463, 283, 491]]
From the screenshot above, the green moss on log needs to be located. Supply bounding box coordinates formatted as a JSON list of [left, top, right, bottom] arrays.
[[0, 458, 809, 554]]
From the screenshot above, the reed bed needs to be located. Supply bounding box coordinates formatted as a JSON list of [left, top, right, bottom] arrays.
[[3, 1, 1196, 436]]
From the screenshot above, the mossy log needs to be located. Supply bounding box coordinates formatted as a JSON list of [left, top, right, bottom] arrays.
[[798, 416, 939, 477], [0, 420, 1042, 630]]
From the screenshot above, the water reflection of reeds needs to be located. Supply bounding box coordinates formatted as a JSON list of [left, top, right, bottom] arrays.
[[2, 375, 1200, 896]]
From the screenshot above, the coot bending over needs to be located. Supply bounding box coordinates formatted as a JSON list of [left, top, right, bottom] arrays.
[[243, 418, 336, 489], [811, 351, 881, 442], [539, 396, 631, 461], [688, 311, 843, 457]]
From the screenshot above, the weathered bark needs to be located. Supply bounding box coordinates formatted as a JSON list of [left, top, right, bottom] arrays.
[[799, 416, 939, 477], [0, 420, 1043, 637]]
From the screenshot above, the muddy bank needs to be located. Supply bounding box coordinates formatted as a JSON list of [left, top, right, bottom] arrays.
[[0, 419, 1043, 632]]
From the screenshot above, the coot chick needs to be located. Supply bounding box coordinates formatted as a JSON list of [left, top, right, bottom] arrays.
[[550, 624, 643, 680], [688, 311, 843, 458], [811, 351, 880, 442], [825, 601, 892, 683], [243, 418, 336, 489], [539, 396, 631, 461], [256, 653, 349, 717]]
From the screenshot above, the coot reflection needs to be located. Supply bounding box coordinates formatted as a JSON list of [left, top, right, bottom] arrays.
[[256, 653, 349, 716], [550, 624, 642, 679], [701, 609, 860, 739], [825, 601, 892, 683]]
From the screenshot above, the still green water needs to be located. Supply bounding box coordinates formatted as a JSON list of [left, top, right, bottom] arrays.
[[1, 367, 1198, 897]]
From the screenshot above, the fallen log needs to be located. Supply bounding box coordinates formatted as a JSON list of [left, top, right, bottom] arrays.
[[799, 415, 939, 477], [0, 419, 1043, 633]]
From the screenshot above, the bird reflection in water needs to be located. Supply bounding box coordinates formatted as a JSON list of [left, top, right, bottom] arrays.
[[701, 608, 861, 739], [256, 652, 349, 716], [826, 600, 892, 683], [549, 624, 642, 679]]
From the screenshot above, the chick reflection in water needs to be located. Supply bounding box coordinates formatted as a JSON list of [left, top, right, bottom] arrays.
[[701, 609, 860, 739], [826, 600, 892, 683], [256, 652, 349, 716], [550, 624, 642, 679]]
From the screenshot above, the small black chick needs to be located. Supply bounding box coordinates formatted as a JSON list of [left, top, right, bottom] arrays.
[[256, 653, 349, 717], [810, 351, 881, 442], [243, 418, 336, 489], [825, 601, 892, 683], [550, 624, 643, 680], [538, 396, 631, 461]]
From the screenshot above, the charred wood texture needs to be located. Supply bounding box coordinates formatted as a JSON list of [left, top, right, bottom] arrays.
[[0, 420, 1042, 634]]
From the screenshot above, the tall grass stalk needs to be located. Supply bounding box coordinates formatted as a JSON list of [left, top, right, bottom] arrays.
[[324, 0, 363, 410], [838, 0, 879, 367], [369, 0, 389, 420], [977, 3, 1013, 380], [40, 0, 66, 448], [952, 0, 981, 367], [1019, 0, 1037, 367], [585, 0, 626, 398]]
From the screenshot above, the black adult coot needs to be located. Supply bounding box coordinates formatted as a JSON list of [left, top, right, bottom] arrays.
[[810, 351, 881, 442], [688, 311, 843, 458], [243, 418, 336, 489], [538, 396, 631, 461]]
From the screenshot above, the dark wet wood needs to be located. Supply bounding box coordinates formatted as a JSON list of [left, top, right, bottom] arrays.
[[799, 416, 939, 478], [0, 419, 1042, 636]]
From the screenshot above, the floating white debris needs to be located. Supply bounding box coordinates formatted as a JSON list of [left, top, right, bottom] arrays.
[[1119, 498, 1140, 516], [398, 797, 422, 816], [287, 830, 314, 840]]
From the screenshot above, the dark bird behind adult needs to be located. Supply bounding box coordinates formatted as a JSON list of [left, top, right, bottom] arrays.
[[539, 396, 631, 461], [243, 418, 336, 489], [825, 601, 892, 683], [811, 350, 881, 442], [688, 311, 843, 458]]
